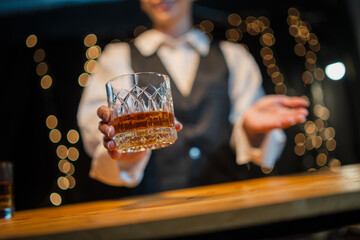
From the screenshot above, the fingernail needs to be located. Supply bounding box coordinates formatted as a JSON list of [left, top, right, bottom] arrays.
[[106, 140, 115, 150], [106, 127, 114, 137], [101, 111, 110, 121], [175, 121, 183, 131]]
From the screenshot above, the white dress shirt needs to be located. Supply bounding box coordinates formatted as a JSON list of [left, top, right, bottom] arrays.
[[77, 28, 286, 187]]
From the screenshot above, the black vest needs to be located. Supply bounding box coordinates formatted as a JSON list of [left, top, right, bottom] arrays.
[[130, 42, 257, 195]]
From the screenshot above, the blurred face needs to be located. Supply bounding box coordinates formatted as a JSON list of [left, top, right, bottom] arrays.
[[140, 0, 193, 27]]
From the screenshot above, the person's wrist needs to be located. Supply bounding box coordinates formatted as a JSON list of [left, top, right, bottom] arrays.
[[243, 112, 265, 148]]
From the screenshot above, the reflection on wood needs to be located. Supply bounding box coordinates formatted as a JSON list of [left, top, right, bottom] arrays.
[[1, 164, 360, 239]]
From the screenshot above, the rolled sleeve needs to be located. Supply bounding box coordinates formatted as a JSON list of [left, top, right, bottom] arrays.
[[90, 146, 151, 187], [78, 42, 152, 187], [230, 118, 286, 168], [221, 41, 286, 167]]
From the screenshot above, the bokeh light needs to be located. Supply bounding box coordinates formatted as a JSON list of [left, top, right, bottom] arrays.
[[86, 45, 101, 60], [68, 147, 79, 161], [26, 34, 37, 48], [84, 59, 99, 73], [49, 129, 61, 143], [33, 49, 45, 62], [325, 62, 346, 81], [78, 72, 90, 87], [36, 62, 48, 76], [46, 115, 58, 129], [57, 176, 70, 190], [41, 75, 52, 89], [50, 193, 62, 206], [84, 33, 97, 47], [67, 129, 80, 144], [228, 13, 241, 26], [56, 145, 68, 159]]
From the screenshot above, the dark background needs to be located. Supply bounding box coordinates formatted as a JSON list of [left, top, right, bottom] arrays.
[[0, 0, 359, 210]]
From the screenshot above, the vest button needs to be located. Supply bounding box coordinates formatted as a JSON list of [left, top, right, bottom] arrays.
[[189, 147, 201, 160]]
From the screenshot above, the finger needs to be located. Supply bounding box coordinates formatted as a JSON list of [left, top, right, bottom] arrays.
[[108, 150, 150, 161], [283, 108, 308, 124], [99, 121, 115, 138], [97, 105, 111, 123], [281, 97, 310, 108], [109, 149, 123, 160], [286, 107, 309, 118], [103, 138, 116, 151], [279, 113, 307, 129], [278, 117, 297, 129], [174, 119, 183, 132]]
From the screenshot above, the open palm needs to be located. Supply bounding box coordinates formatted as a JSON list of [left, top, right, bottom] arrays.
[[243, 95, 309, 134]]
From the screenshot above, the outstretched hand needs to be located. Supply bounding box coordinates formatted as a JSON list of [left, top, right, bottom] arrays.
[[243, 95, 309, 146]]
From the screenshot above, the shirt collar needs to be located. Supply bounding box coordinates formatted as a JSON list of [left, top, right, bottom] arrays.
[[134, 28, 210, 57]]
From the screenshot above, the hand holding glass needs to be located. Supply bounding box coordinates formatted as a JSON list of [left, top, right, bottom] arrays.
[[106, 72, 177, 152]]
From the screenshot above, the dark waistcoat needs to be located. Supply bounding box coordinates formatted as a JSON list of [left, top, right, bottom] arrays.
[[130, 42, 254, 195]]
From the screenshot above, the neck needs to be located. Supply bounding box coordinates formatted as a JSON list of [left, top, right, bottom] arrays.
[[153, 16, 192, 38]]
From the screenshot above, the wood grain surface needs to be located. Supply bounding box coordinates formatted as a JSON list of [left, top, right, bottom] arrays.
[[1, 164, 360, 239]]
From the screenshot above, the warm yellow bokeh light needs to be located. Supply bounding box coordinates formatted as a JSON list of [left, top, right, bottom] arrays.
[[225, 28, 241, 41], [260, 33, 275, 46], [66, 162, 75, 175], [57, 176, 70, 190], [66, 175, 76, 189], [84, 33, 97, 47], [86, 45, 101, 60], [200, 20, 214, 33], [314, 68, 325, 81], [26, 34, 38, 48], [295, 133, 305, 145], [260, 47, 273, 60], [302, 71, 313, 84], [329, 159, 341, 171], [247, 22, 261, 36], [288, 7, 300, 17], [33, 49, 45, 62], [49, 129, 61, 143], [312, 136, 323, 148], [78, 72, 90, 87], [294, 44, 306, 57], [68, 147, 79, 161], [228, 13, 241, 26], [67, 129, 80, 144], [57, 145, 68, 159], [84, 59, 99, 73], [36, 62, 48, 76], [46, 115, 58, 129], [305, 121, 316, 135], [294, 144, 306, 156], [58, 159, 69, 173], [326, 139, 336, 151], [50, 193, 62, 206], [41, 75, 52, 89], [274, 84, 287, 95]]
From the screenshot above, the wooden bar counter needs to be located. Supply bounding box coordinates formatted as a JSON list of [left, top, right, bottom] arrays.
[[1, 164, 360, 239]]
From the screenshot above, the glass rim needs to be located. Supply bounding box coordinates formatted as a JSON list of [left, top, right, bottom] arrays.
[[106, 72, 169, 85]]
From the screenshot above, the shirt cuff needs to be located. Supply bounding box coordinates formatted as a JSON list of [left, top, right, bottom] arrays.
[[230, 118, 286, 168], [89, 145, 151, 187]]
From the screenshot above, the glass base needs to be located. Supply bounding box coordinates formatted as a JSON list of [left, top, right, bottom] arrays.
[[114, 127, 177, 152]]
